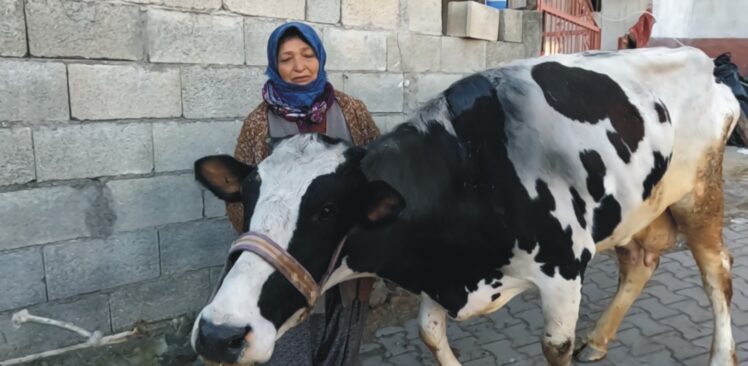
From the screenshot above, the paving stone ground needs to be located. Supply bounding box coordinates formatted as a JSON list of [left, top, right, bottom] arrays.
[[359, 147, 748, 366]]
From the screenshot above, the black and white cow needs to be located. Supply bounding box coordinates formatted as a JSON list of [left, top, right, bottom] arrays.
[[191, 47, 740, 366]]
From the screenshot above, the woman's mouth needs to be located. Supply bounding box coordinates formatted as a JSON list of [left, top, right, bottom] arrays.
[[292, 76, 312, 83]]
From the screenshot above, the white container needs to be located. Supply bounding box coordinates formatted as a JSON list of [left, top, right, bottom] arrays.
[[446, 1, 501, 41]]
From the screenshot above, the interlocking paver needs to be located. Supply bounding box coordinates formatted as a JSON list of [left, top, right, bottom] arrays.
[[646, 284, 689, 305]]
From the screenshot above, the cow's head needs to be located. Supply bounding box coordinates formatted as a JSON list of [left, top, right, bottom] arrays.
[[191, 134, 404, 365]]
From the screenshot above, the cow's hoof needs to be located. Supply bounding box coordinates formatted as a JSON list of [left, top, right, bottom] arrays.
[[542, 340, 572, 366], [573, 342, 608, 363]]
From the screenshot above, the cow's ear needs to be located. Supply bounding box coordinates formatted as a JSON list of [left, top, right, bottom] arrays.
[[361, 180, 405, 226], [194, 155, 255, 202]]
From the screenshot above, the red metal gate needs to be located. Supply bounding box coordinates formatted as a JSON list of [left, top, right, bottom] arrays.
[[537, 0, 601, 55]]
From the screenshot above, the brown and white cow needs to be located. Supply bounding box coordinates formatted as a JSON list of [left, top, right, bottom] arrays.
[[191, 47, 740, 365]]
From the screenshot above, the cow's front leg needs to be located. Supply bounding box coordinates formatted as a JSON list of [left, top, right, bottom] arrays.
[[418, 294, 461, 366], [538, 278, 581, 366]]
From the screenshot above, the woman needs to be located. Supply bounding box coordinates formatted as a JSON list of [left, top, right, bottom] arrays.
[[227, 22, 379, 366]]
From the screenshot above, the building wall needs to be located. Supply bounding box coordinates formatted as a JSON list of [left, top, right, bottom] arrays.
[[652, 0, 748, 39], [650, 0, 748, 74], [596, 0, 650, 50], [0, 0, 541, 360]]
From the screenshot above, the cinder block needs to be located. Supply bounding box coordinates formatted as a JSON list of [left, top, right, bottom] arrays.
[[153, 120, 242, 172], [68, 63, 181, 120], [147, 9, 244, 65], [108, 175, 203, 232], [44, 230, 159, 299], [0, 0, 26, 56], [441, 37, 487, 73], [408, 0, 442, 35], [0, 128, 34, 185], [523, 10, 542, 57], [163, 0, 221, 10], [411, 74, 463, 107], [447, 1, 500, 41], [0, 60, 68, 122], [0, 294, 110, 360], [159, 219, 236, 275], [373, 113, 406, 133], [0, 247, 45, 312], [26, 0, 142, 60], [386, 33, 402, 72], [343, 73, 403, 113], [328, 72, 344, 89], [182, 66, 265, 119], [0, 186, 91, 251], [398, 33, 441, 72], [499, 9, 524, 42], [307, 0, 341, 24], [224, 0, 305, 19], [244, 17, 285, 66], [342, 0, 399, 30], [109, 270, 211, 331], [486, 40, 527, 67], [324, 28, 387, 71], [204, 191, 228, 218], [35, 123, 153, 181], [510, 0, 530, 9]]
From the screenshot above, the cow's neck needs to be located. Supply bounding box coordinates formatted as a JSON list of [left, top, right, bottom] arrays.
[[344, 77, 521, 316]]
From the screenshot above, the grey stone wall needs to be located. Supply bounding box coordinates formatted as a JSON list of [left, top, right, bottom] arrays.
[[0, 0, 540, 360]]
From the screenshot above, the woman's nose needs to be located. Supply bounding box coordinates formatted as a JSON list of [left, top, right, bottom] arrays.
[[292, 58, 305, 71]]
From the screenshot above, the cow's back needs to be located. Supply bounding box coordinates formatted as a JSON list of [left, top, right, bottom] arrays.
[[479, 47, 739, 249]]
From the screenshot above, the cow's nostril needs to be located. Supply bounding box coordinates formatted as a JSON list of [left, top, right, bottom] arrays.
[[227, 331, 247, 349], [195, 318, 252, 363]]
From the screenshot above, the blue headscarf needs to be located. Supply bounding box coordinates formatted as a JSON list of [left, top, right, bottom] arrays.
[[265, 22, 328, 108]]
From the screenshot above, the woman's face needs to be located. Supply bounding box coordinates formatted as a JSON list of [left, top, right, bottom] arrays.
[[277, 37, 319, 86]]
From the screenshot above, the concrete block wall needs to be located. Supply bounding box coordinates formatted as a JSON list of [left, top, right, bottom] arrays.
[[0, 0, 541, 360]]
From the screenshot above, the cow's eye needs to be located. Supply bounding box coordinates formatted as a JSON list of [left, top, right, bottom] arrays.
[[318, 203, 337, 221]]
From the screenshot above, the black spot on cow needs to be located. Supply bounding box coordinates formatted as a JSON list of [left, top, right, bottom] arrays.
[[642, 151, 670, 200], [570, 187, 586, 229], [579, 248, 592, 283], [654, 101, 671, 124], [592, 195, 621, 243], [491, 293, 501, 302], [531, 62, 645, 153], [606, 131, 631, 163], [579, 150, 606, 202], [491, 281, 502, 289], [535, 179, 555, 211]]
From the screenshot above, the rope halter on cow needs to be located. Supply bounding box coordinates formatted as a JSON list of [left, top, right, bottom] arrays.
[[225, 231, 347, 319]]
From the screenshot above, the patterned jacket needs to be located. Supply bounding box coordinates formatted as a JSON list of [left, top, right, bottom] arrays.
[[227, 90, 381, 232]]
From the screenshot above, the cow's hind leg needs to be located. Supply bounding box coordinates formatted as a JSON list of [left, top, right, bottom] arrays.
[[575, 212, 677, 362], [670, 148, 736, 366], [419, 294, 461, 366], [538, 278, 582, 366]]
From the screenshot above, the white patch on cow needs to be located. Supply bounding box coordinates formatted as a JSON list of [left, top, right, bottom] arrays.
[[455, 275, 531, 321], [193, 135, 350, 364], [321, 257, 375, 293], [408, 96, 457, 136]]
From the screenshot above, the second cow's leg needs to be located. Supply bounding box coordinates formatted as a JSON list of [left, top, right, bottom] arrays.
[[418, 294, 461, 366], [576, 212, 676, 362]]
